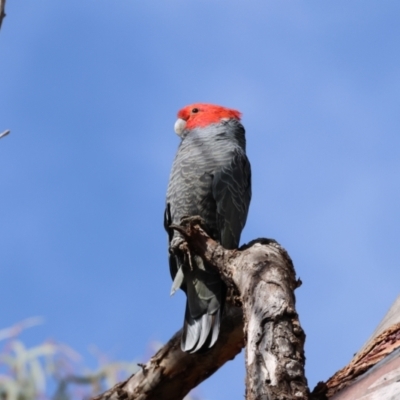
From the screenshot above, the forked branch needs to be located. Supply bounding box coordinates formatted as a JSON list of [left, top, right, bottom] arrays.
[[95, 217, 308, 400]]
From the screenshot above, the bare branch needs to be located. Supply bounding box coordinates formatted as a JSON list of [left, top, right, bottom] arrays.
[[0, 0, 6, 31], [0, 130, 10, 139], [175, 217, 309, 400], [93, 306, 244, 400], [96, 218, 308, 399], [314, 322, 400, 398]]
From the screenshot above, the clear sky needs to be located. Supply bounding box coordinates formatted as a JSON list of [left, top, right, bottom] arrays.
[[1, 1, 399, 399]]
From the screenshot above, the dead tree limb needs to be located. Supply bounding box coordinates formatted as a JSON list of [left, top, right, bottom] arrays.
[[173, 217, 309, 400], [95, 217, 308, 400], [311, 322, 400, 399], [93, 306, 244, 400]]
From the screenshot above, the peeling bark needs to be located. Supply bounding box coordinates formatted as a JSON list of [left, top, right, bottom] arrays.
[[95, 218, 308, 400], [240, 242, 307, 399], [173, 218, 309, 400], [312, 322, 400, 399]]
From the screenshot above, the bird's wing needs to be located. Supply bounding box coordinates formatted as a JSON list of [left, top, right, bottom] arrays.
[[212, 148, 251, 249]]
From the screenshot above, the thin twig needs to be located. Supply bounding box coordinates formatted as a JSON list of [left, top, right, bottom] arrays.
[[0, 0, 6, 30], [0, 130, 10, 139]]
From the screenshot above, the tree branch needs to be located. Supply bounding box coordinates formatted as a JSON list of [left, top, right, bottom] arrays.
[[93, 306, 244, 400], [95, 218, 308, 400], [0, 0, 6, 31], [174, 217, 309, 400], [0, 130, 10, 139], [311, 322, 400, 399]]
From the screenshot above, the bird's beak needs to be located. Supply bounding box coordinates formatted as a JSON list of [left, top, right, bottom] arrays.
[[174, 118, 186, 137]]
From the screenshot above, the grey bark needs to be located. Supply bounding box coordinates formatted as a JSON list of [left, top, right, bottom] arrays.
[[94, 218, 308, 400], [173, 217, 309, 400]]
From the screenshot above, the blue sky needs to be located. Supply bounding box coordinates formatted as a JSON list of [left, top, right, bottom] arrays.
[[1, 1, 399, 398]]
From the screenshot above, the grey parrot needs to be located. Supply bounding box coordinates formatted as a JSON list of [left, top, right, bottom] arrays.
[[165, 103, 251, 353]]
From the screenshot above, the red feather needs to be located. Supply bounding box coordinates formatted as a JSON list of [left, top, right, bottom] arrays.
[[177, 103, 242, 130]]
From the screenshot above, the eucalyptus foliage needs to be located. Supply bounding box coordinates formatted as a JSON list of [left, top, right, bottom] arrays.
[[0, 319, 139, 400]]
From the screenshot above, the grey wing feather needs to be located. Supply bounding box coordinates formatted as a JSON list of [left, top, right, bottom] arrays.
[[212, 149, 252, 249]]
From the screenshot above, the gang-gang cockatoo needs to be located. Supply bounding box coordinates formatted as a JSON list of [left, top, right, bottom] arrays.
[[165, 103, 251, 352]]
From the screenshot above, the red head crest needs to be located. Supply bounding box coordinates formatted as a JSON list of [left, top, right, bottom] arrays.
[[175, 103, 242, 134]]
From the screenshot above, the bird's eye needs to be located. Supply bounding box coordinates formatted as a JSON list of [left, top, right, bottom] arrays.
[[191, 108, 199, 113]]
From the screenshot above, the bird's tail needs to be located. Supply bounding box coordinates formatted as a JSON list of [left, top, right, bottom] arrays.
[[182, 302, 221, 353], [179, 257, 225, 353]]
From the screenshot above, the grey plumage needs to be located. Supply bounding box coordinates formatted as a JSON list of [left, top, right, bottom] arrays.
[[165, 117, 251, 352]]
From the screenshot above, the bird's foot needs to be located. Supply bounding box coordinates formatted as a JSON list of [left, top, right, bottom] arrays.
[[169, 236, 185, 255], [169, 236, 194, 271], [179, 215, 207, 229], [170, 215, 206, 238]]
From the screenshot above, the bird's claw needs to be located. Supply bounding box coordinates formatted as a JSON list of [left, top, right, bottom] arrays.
[[169, 236, 194, 271], [169, 215, 206, 238], [169, 236, 185, 255], [179, 215, 206, 229]]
